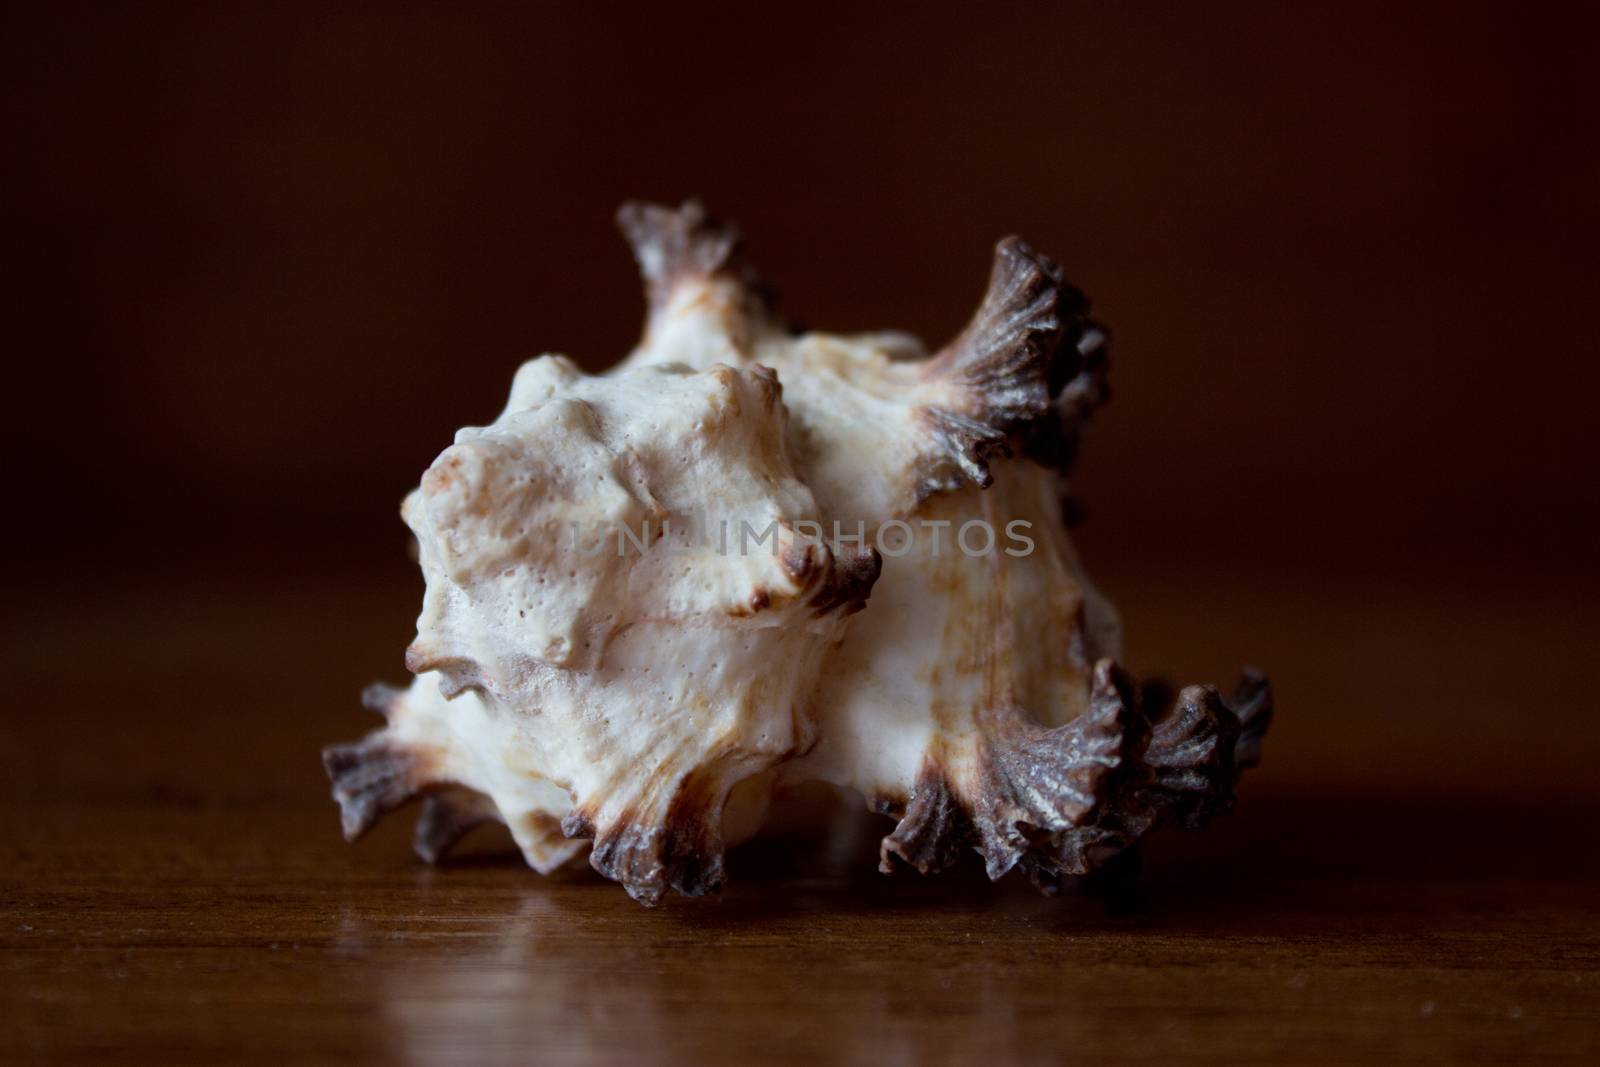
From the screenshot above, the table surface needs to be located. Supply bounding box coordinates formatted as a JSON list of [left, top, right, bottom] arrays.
[[4, 566, 1597, 1063]]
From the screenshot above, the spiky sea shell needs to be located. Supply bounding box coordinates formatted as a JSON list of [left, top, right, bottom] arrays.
[[323, 201, 1271, 905]]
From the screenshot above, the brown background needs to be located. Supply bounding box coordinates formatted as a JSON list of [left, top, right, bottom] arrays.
[[3, 3, 1598, 1062]]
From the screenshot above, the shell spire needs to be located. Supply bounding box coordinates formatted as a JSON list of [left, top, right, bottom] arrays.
[[616, 199, 776, 364]]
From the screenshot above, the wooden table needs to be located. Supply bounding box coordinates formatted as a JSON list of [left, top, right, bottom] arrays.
[[4, 568, 1597, 1063]]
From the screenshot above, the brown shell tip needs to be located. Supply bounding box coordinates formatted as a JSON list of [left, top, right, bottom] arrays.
[[413, 792, 499, 864], [321, 732, 423, 842], [879, 660, 1147, 882], [878, 762, 964, 876], [561, 777, 737, 906], [969, 660, 1148, 880], [1142, 684, 1245, 829], [1024, 318, 1111, 471], [914, 236, 1101, 494], [616, 199, 770, 316], [806, 543, 883, 616], [1032, 667, 1274, 885], [876, 660, 1272, 891], [587, 819, 728, 908]]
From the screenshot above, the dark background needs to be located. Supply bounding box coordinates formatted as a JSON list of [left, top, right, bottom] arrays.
[[4, 3, 1598, 840], [5, 4, 1600, 1061]]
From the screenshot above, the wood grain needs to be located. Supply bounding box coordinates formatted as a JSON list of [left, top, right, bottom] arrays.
[[3, 569, 1597, 1063]]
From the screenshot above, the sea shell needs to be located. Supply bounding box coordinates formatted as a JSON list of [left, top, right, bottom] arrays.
[[323, 201, 1272, 905]]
